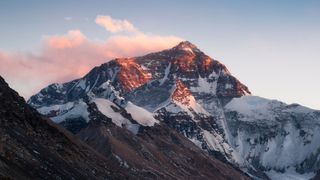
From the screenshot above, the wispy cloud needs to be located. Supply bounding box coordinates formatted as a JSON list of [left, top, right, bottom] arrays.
[[0, 15, 183, 99]]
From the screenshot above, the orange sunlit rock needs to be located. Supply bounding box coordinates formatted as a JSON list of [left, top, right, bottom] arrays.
[[172, 80, 192, 106], [116, 58, 152, 92]]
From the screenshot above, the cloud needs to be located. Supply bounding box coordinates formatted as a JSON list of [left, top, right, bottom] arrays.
[[0, 15, 183, 99], [47, 30, 85, 49], [95, 15, 138, 33]]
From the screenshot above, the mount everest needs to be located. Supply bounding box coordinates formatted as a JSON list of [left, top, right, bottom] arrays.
[[27, 41, 320, 180]]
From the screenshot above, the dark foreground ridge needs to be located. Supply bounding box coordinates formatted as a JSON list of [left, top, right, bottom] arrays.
[[0, 76, 132, 179]]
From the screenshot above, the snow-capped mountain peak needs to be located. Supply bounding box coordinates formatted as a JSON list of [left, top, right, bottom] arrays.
[[28, 41, 320, 180]]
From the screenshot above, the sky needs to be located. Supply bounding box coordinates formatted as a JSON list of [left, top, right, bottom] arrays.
[[0, 0, 319, 109]]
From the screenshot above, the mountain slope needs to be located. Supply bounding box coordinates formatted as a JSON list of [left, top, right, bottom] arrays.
[[28, 41, 320, 179], [0, 76, 135, 179]]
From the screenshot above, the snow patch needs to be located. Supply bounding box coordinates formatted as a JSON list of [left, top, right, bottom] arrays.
[[126, 102, 159, 126], [76, 79, 86, 89], [37, 102, 75, 115], [93, 99, 158, 132], [93, 98, 139, 134], [182, 47, 194, 54], [50, 100, 89, 123], [159, 63, 171, 85], [173, 93, 210, 117], [225, 83, 233, 89], [93, 98, 129, 126], [202, 129, 244, 165], [189, 137, 203, 148], [98, 80, 125, 105], [190, 76, 217, 94], [113, 154, 129, 168]]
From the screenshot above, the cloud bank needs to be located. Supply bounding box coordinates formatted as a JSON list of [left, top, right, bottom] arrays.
[[0, 15, 183, 99]]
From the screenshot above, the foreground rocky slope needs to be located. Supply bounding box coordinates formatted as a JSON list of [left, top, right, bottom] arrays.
[[29, 41, 320, 179], [0, 76, 132, 179]]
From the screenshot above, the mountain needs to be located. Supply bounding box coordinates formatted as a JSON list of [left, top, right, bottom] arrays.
[[28, 41, 320, 179], [0, 76, 249, 179]]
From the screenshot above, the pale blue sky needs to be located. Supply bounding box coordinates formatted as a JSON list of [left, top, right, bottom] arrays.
[[0, 0, 319, 109]]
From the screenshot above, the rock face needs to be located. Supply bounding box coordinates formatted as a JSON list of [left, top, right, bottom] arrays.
[[28, 41, 320, 179]]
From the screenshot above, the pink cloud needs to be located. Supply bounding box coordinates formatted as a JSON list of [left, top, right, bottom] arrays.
[[47, 30, 86, 49], [0, 25, 183, 99], [95, 15, 138, 33]]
